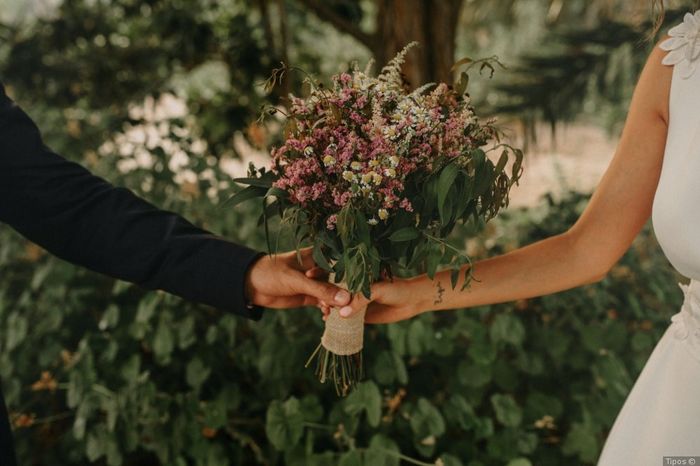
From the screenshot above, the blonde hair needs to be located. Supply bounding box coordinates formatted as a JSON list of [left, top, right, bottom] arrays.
[[650, 0, 665, 39], [651, 1, 700, 39]]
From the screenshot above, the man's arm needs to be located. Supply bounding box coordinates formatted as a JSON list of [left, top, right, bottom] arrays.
[[0, 84, 272, 319]]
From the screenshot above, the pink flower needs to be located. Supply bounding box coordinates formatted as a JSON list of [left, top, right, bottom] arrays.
[[310, 182, 327, 200], [326, 214, 338, 230], [338, 72, 352, 86], [332, 189, 352, 207], [263, 59, 491, 235]]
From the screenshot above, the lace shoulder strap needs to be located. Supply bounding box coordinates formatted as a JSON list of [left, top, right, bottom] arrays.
[[660, 10, 700, 79]]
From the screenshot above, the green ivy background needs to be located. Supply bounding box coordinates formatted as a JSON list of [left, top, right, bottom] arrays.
[[1, 183, 685, 465]]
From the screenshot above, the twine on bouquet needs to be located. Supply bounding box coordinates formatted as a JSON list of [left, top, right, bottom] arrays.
[[305, 275, 367, 396]]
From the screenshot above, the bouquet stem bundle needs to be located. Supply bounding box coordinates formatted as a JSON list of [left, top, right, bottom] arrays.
[[305, 276, 367, 396]]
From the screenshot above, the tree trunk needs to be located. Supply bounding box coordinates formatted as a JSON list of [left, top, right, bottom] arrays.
[[298, 0, 464, 88], [375, 0, 463, 87]]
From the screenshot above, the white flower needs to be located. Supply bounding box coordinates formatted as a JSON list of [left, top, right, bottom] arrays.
[[304, 146, 314, 156], [323, 155, 336, 167], [350, 161, 362, 170], [383, 126, 398, 139], [342, 171, 355, 182], [384, 168, 396, 178], [389, 155, 400, 167], [368, 218, 379, 226], [397, 100, 412, 113], [660, 11, 700, 79], [378, 209, 389, 220]]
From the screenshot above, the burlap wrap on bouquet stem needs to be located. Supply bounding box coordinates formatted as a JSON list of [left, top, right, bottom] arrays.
[[320, 275, 367, 355], [305, 272, 367, 396], [321, 305, 367, 356]]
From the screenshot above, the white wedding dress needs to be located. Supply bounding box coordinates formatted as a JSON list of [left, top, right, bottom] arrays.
[[596, 11, 700, 465]]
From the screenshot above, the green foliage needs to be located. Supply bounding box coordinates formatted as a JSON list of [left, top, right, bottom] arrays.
[[0, 184, 685, 465], [266, 398, 305, 450], [344, 381, 381, 428]]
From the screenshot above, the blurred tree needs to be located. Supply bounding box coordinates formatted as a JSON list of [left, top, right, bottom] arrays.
[[292, 0, 678, 126], [1, 0, 274, 159], [297, 0, 463, 86], [490, 7, 690, 143], [4, 0, 682, 154]]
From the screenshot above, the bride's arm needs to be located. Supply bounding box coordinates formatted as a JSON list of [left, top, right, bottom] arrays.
[[341, 42, 673, 323]]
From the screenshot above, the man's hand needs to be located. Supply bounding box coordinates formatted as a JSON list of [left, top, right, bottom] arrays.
[[244, 248, 351, 309], [308, 272, 424, 324]]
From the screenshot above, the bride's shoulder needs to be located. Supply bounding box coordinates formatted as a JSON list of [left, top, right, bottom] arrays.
[[658, 10, 700, 79], [630, 35, 675, 124]]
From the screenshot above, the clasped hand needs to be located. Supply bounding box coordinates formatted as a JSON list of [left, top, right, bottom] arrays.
[[305, 267, 424, 324], [244, 247, 352, 309], [245, 248, 424, 323]]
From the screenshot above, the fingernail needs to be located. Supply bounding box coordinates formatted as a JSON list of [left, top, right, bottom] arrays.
[[334, 290, 350, 304], [339, 306, 352, 317]]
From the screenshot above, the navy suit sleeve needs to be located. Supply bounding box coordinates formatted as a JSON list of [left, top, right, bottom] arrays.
[[0, 84, 264, 320]]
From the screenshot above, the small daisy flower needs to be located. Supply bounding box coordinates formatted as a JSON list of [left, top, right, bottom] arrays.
[[323, 155, 336, 167], [304, 146, 314, 156], [351, 161, 362, 170], [342, 171, 355, 181], [383, 127, 398, 139], [368, 218, 379, 226], [378, 208, 389, 220]]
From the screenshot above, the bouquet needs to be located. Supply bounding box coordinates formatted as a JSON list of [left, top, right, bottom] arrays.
[[232, 43, 523, 396]]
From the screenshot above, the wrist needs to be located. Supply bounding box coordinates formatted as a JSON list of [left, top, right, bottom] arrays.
[[417, 271, 452, 313], [243, 253, 267, 307], [407, 276, 435, 315]]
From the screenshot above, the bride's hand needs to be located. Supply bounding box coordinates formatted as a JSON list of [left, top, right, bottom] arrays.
[[306, 269, 423, 324]]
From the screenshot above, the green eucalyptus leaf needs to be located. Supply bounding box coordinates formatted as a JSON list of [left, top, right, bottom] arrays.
[[426, 242, 443, 279], [312, 242, 332, 271], [232, 176, 274, 188], [494, 150, 509, 176], [388, 227, 420, 242], [226, 185, 267, 208], [437, 163, 460, 222], [455, 71, 470, 95]]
